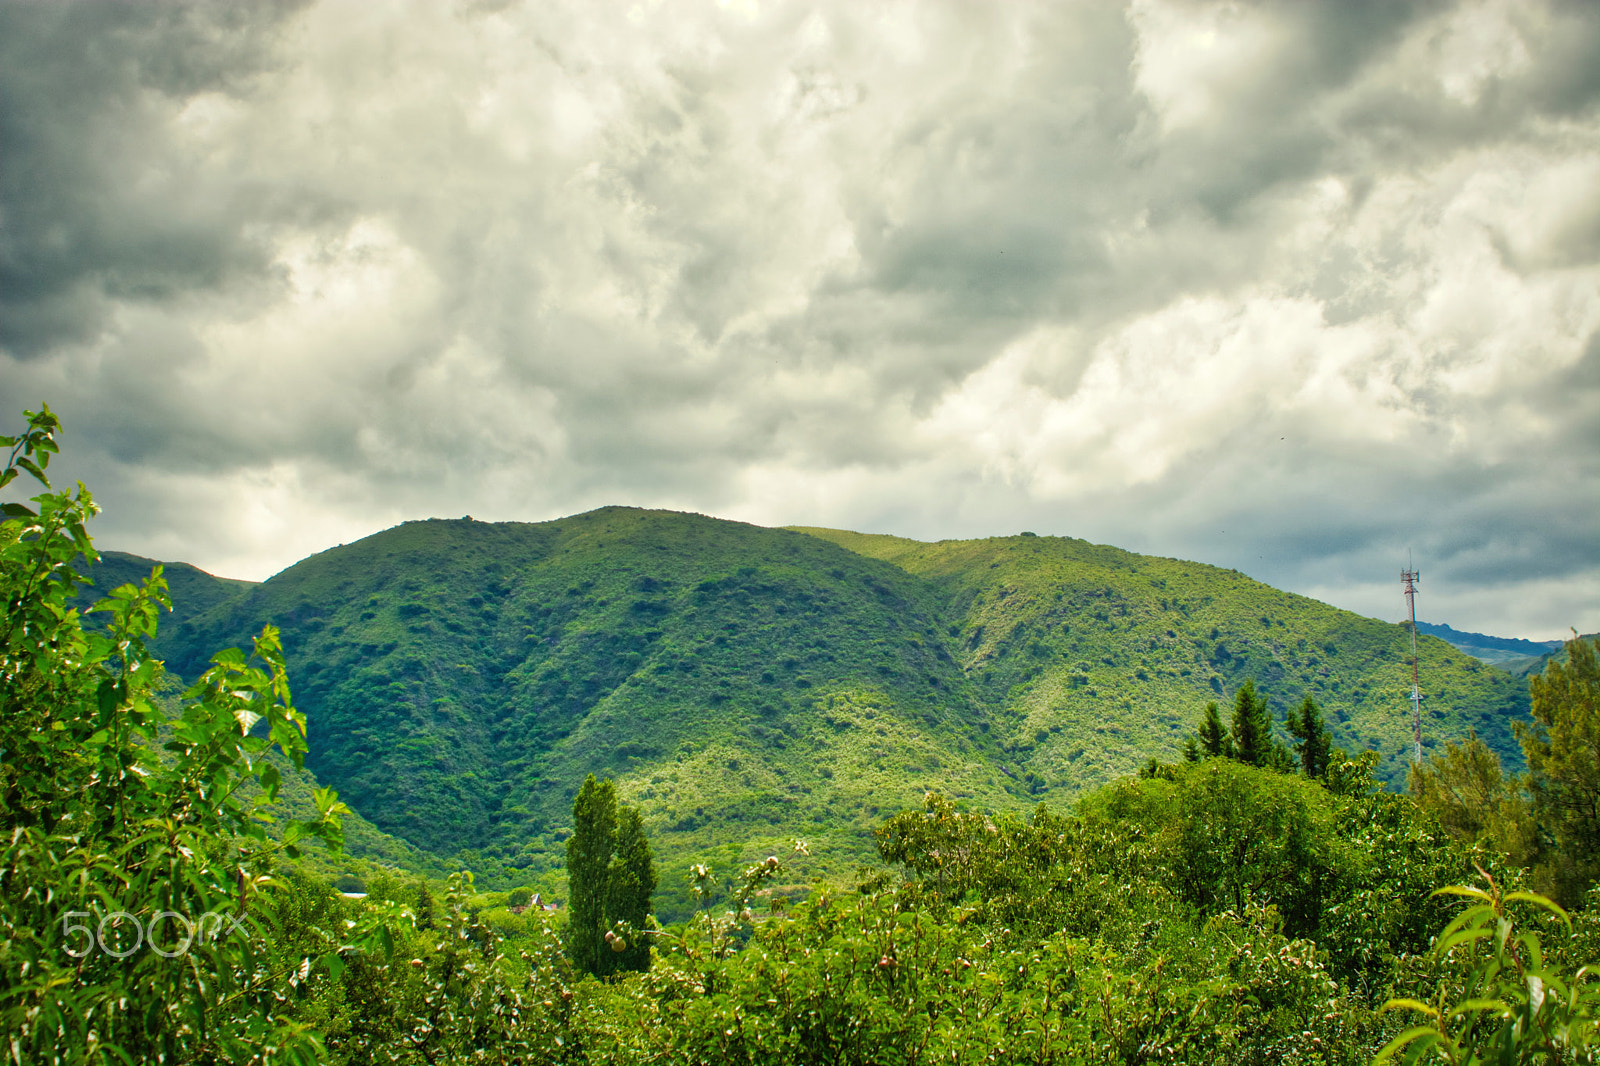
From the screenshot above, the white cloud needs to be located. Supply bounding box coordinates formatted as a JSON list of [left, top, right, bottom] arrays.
[[1128, 0, 1288, 132]]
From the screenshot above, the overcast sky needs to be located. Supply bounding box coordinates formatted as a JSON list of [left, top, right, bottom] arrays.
[[2, 0, 1596, 640]]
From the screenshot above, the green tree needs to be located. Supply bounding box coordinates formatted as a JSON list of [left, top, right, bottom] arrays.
[[1407, 731, 1538, 868], [1230, 680, 1275, 767], [566, 774, 655, 976], [567, 774, 618, 976], [608, 805, 658, 973], [1198, 699, 1232, 758], [1519, 634, 1600, 907], [1287, 695, 1333, 778], [1, 407, 347, 1064]]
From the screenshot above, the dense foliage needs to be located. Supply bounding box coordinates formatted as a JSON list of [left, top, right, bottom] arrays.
[[1523, 636, 1600, 904], [1408, 633, 1600, 913], [1, 408, 347, 1063]]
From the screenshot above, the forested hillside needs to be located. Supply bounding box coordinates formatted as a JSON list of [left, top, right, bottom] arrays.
[[96, 508, 1528, 916], [795, 527, 1530, 788]]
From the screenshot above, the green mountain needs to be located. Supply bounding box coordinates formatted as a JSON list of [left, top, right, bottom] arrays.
[[100, 508, 1533, 917], [79, 550, 256, 639]]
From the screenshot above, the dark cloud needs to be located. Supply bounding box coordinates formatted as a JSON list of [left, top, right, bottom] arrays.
[[0, 2, 307, 355]]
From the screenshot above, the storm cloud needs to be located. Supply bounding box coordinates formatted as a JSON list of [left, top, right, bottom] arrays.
[[2, 0, 1596, 638]]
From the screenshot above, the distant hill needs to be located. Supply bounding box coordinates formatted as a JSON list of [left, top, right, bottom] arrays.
[[793, 527, 1529, 784], [1415, 621, 1593, 678], [78, 550, 257, 645], [1415, 621, 1561, 663], [102, 510, 1534, 918], [76, 553, 448, 884]]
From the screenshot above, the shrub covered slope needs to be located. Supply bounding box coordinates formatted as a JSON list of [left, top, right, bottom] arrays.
[[108, 508, 1526, 914]]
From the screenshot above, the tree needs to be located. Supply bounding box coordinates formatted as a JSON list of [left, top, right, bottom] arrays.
[[1197, 700, 1232, 758], [608, 806, 657, 973], [1, 407, 347, 1063], [1406, 731, 1538, 868], [566, 774, 655, 976], [1286, 695, 1333, 778], [567, 774, 618, 976], [1230, 680, 1275, 767], [1518, 634, 1600, 906]]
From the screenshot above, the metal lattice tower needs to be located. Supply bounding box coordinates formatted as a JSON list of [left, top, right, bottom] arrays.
[[1402, 563, 1422, 763]]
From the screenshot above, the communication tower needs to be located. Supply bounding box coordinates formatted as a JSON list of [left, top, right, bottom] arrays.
[[1402, 562, 1422, 763]]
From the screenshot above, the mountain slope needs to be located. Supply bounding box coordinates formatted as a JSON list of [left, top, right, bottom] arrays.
[[792, 527, 1531, 788], [121, 509, 1532, 917], [156, 509, 1012, 911], [76, 550, 256, 652]]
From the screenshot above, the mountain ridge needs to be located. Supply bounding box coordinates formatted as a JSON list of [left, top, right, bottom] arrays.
[[87, 508, 1535, 915]]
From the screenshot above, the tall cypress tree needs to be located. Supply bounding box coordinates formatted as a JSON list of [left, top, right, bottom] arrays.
[[566, 774, 657, 976], [566, 774, 617, 977], [608, 806, 658, 974], [1229, 680, 1274, 767]]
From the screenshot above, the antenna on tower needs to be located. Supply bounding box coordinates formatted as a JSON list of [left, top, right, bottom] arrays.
[[1402, 555, 1422, 763]]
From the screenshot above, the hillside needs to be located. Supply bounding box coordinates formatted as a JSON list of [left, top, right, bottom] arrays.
[[109, 509, 1532, 917], [75, 554, 449, 886], [794, 528, 1531, 787], [77, 550, 256, 647]]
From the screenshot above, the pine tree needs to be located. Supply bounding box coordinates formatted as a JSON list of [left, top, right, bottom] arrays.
[[1287, 696, 1332, 778], [416, 882, 437, 931], [1198, 701, 1232, 758], [1229, 680, 1274, 767], [566, 774, 618, 977]]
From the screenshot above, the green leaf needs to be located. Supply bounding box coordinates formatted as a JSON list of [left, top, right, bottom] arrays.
[[1433, 885, 1495, 904], [1372, 1027, 1446, 1064], [1504, 891, 1571, 926], [14, 455, 48, 486], [259, 762, 281, 803], [96, 680, 120, 726], [1383, 998, 1443, 1021]]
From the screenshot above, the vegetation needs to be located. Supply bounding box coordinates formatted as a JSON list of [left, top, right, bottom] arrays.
[[1, 407, 347, 1063], [1523, 635, 1600, 905], [4, 406, 1594, 1064], [1375, 876, 1597, 1064], [88, 504, 1528, 914], [1410, 633, 1600, 910]]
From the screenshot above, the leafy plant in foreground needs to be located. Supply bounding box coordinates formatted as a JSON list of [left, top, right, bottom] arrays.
[[1, 407, 347, 1065], [1376, 875, 1598, 1064]]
